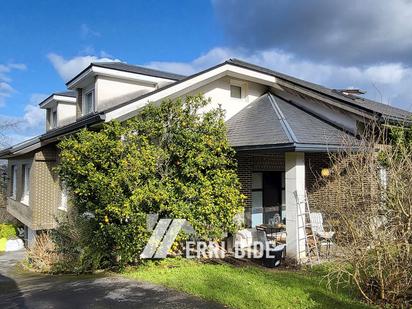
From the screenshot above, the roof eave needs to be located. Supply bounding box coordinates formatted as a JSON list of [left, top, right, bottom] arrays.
[[39, 94, 77, 109], [233, 142, 361, 153], [92, 63, 185, 81], [66, 64, 94, 88], [0, 113, 105, 159], [380, 115, 412, 126]]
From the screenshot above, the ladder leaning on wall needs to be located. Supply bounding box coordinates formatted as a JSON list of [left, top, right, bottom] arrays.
[[294, 191, 320, 264]]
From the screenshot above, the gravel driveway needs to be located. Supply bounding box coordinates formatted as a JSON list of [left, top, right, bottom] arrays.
[[0, 250, 225, 309]]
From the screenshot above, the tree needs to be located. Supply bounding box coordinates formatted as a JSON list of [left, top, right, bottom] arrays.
[[315, 122, 412, 306], [0, 120, 19, 223], [57, 95, 244, 268]]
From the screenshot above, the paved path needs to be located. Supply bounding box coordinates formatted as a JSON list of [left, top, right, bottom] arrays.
[[0, 250, 225, 309]]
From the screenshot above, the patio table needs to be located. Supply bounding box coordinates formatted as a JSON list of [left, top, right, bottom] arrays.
[[256, 224, 286, 244]]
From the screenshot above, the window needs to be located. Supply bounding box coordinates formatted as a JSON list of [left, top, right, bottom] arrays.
[[11, 165, 17, 199], [52, 110, 57, 128], [83, 90, 94, 115], [230, 85, 242, 99], [251, 172, 285, 227], [251, 172, 263, 227], [48, 107, 57, 129], [59, 183, 68, 211], [21, 164, 30, 205]]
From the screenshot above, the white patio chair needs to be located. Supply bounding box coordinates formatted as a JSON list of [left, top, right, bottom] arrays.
[[309, 212, 335, 256], [309, 213, 334, 239]]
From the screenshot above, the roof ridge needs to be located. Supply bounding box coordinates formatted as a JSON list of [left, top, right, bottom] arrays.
[[91, 62, 186, 78], [267, 93, 298, 143]]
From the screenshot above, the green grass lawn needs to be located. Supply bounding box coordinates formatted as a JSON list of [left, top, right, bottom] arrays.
[[124, 258, 372, 309]]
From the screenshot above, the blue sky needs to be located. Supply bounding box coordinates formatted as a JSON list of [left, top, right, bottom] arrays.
[[2, 0, 412, 145]]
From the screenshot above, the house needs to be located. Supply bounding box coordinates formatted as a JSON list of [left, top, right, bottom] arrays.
[[0, 59, 410, 259]]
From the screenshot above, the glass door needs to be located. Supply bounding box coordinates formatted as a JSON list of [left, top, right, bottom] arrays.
[[251, 172, 263, 227], [251, 172, 285, 227]]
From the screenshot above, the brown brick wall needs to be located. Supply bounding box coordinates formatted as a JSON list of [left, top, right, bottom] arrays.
[[305, 152, 331, 211], [31, 146, 60, 229], [6, 144, 62, 230]]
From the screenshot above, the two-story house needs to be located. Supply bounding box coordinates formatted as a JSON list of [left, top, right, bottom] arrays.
[[0, 59, 410, 259]]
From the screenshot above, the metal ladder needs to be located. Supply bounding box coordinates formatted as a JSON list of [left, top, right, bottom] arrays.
[[294, 191, 320, 264]]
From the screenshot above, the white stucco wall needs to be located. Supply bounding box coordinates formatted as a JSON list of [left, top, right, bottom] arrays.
[[95, 76, 174, 112], [185, 76, 268, 120], [57, 102, 76, 127]]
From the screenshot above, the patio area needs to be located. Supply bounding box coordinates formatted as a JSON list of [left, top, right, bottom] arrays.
[[234, 150, 335, 263]]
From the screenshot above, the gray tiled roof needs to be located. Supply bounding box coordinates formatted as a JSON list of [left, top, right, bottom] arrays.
[[227, 59, 412, 121], [92, 62, 186, 81], [55, 90, 77, 98], [226, 93, 359, 149], [226, 94, 290, 147]]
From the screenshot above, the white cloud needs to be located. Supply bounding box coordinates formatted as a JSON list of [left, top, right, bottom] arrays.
[[22, 93, 48, 130], [0, 93, 48, 146], [6, 63, 27, 70], [0, 63, 26, 107], [0, 82, 14, 94], [145, 47, 412, 111], [48, 53, 122, 81], [0, 63, 27, 73], [80, 24, 101, 39]]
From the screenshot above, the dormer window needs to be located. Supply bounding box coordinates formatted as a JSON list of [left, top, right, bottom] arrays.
[[52, 110, 57, 128], [39, 91, 77, 131], [48, 106, 58, 129], [83, 89, 95, 115]]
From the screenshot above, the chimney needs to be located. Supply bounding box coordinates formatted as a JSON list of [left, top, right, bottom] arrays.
[[335, 88, 366, 96]]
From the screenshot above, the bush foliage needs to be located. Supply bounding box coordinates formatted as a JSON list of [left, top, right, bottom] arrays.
[[316, 123, 412, 306], [56, 95, 244, 269], [0, 223, 16, 239]]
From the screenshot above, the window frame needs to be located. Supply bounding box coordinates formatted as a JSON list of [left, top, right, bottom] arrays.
[[21, 164, 31, 205], [48, 106, 58, 129], [52, 109, 58, 128], [230, 80, 247, 100], [230, 84, 242, 99], [82, 89, 95, 116], [10, 165, 17, 199], [251, 171, 286, 226]]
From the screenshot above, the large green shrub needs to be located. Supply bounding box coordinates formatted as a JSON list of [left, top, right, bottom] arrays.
[[0, 223, 16, 239], [56, 95, 244, 270]]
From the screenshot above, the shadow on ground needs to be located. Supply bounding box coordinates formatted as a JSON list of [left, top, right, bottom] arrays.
[[0, 251, 224, 309]]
